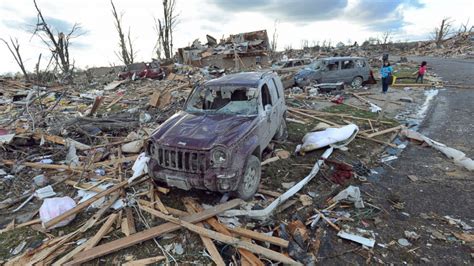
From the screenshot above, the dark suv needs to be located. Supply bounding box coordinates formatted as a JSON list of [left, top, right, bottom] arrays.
[[146, 72, 288, 200]]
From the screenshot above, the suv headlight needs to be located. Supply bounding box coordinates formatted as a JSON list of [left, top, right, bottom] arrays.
[[211, 147, 227, 166]]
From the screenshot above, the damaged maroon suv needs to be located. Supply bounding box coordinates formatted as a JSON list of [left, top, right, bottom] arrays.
[[146, 72, 288, 200]]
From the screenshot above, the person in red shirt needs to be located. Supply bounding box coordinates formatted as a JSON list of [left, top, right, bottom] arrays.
[[416, 61, 427, 83]]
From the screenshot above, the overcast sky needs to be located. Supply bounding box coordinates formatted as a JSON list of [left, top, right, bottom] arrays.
[[0, 0, 472, 74]]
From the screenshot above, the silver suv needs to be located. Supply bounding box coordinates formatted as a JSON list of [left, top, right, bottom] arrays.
[[294, 57, 372, 88]]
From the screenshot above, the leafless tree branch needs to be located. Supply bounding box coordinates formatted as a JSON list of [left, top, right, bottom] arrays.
[[32, 0, 81, 82], [1, 37, 29, 80], [111, 0, 134, 65]]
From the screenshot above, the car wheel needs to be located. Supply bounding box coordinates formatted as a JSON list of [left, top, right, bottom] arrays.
[[237, 155, 261, 201], [273, 119, 288, 141], [351, 76, 363, 88]]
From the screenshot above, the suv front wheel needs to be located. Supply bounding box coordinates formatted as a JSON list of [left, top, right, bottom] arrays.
[[237, 155, 261, 200]]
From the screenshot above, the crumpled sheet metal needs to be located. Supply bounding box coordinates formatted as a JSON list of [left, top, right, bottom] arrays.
[[222, 147, 334, 220], [401, 129, 474, 171]]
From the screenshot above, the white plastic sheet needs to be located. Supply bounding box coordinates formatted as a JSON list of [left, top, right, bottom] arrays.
[[222, 147, 334, 220], [128, 152, 150, 183], [401, 129, 474, 171], [40, 197, 77, 229], [331, 185, 365, 208], [300, 124, 359, 153]]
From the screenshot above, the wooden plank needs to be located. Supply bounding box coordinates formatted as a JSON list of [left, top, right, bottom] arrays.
[[52, 213, 118, 265], [365, 125, 403, 138], [0, 218, 40, 234], [64, 180, 104, 193], [66, 199, 242, 265], [122, 256, 166, 266], [356, 135, 397, 148], [106, 94, 125, 109], [184, 202, 225, 266], [288, 109, 340, 126], [124, 207, 136, 235], [227, 227, 289, 248], [156, 186, 170, 194], [2, 160, 84, 172], [148, 91, 161, 107], [154, 192, 170, 214], [139, 205, 301, 265], [258, 188, 281, 198], [183, 198, 264, 266], [93, 155, 138, 168], [44, 180, 130, 229]]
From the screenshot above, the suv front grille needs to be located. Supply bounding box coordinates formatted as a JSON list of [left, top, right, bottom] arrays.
[[153, 144, 208, 173]]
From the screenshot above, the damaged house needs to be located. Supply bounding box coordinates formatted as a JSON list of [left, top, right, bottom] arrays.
[[177, 30, 270, 69]]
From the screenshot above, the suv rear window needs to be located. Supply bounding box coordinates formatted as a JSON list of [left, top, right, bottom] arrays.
[[354, 59, 366, 68]]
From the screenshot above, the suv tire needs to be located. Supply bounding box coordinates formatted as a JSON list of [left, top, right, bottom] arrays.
[[351, 76, 363, 88], [237, 155, 261, 201], [273, 119, 288, 141]]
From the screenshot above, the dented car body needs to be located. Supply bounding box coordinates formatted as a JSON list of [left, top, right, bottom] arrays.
[[146, 72, 287, 199]]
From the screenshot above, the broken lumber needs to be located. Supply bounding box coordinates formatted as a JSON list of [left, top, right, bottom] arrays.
[[44, 179, 132, 229], [183, 198, 264, 266], [184, 202, 225, 266], [227, 226, 289, 248], [140, 205, 301, 265], [122, 256, 166, 266], [288, 109, 339, 126], [0, 218, 41, 234], [53, 213, 118, 265], [356, 135, 397, 148], [365, 125, 403, 138], [2, 160, 84, 172], [66, 199, 242, 265]]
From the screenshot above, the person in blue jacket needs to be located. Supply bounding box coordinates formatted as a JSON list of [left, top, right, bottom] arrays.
[[380, 60, 393, 94]]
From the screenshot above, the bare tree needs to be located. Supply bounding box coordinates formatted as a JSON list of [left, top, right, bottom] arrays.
[[270, 19, 279, 52], [457, 18, 471, 34], [111, 0, 134, 65], [1, 37, 29, 81], [155, 0, 179, 60], [300, 39, 309, 49], [381, 31, 392, 45], [432, 17, 453, 46], [32, 0, 81, 81]]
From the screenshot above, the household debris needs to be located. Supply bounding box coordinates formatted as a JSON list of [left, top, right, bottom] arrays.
[[0, 25, 469, 265]]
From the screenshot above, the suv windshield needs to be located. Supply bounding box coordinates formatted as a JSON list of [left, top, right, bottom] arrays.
[[307, 60, 323, 70], [185, 85, 258, 116]]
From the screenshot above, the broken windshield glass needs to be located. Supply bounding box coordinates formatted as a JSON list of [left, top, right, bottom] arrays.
[[185, 85, 258, 116], [307, 60, 323, 70]]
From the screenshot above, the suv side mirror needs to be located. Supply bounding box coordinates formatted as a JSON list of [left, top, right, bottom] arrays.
[[264, 105, 272, 121]]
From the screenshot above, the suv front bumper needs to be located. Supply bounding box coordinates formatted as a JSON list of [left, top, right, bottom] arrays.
[[148, 158, 241, 192]]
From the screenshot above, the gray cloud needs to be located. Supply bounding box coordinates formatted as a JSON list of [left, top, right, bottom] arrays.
[[347, 0, 424, 32], [208, 0, 348, 22]]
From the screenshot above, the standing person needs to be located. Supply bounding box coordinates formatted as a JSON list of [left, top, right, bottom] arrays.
[[380, 60, 393, 94], [416, 61, 427, 83]]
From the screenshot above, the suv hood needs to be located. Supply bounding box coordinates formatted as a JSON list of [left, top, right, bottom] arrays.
[[150, 111, 257, 150]]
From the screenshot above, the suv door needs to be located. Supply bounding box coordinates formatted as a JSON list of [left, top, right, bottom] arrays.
[[321, 60, 341, 83], [267, 77, 284, 127], [258, 81, 278, 148], [340, 59, 357, 83]]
